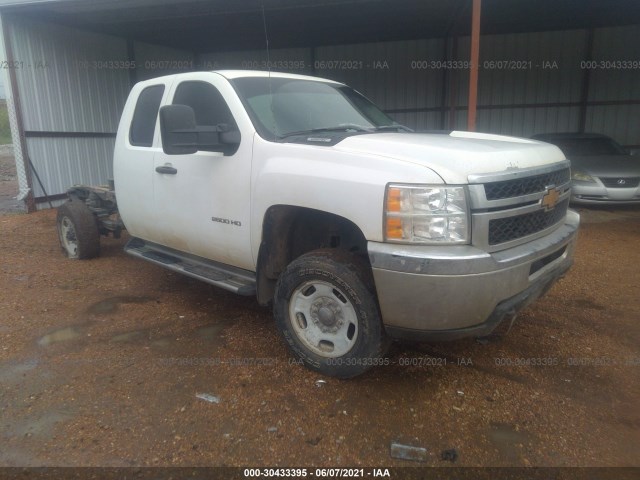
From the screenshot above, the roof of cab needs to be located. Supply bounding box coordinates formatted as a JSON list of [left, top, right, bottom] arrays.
[[134, 70, 343, 88], [214, 70, 341, 84]]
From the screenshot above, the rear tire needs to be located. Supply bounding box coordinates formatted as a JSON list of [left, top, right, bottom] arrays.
[[56, 200, 100, 260], [274, 249, 389, 378]]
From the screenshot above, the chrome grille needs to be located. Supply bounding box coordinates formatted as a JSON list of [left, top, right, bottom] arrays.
[[600, 177, 640, 188], [484, 168, 570, 200], [488, 199, 569, 245], [468, 161, 572, 252]]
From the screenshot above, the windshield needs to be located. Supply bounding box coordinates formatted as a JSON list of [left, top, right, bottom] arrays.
[[548, 137, 627, 156], [231, 77, 399, 139]]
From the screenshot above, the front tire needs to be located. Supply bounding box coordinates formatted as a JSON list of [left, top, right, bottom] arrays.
[[274, 249, 388, 378], [56, 200, 100, 260]]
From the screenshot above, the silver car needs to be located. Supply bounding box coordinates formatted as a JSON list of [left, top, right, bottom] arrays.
[[532, 133, 640, 205]]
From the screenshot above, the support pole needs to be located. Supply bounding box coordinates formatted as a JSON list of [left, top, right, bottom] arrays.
[[467, 0, 481, 131]]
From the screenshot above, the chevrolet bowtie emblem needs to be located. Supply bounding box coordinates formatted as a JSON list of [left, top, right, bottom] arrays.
[[541, 187, 561, 211]]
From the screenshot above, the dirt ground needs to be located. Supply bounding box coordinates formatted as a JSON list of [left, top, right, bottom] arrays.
[[0, 198, 639, 467]]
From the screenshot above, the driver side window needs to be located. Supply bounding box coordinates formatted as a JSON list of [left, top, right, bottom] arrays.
[[172, 81, 239, 154]]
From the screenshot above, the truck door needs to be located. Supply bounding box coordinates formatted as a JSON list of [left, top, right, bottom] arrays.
[[114, 79, 173, 243], [153, 73, 254, 271]]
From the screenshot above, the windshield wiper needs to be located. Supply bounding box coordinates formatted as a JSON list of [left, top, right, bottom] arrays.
[[280, 124, 373, 138], [373, 124, 414, 133]]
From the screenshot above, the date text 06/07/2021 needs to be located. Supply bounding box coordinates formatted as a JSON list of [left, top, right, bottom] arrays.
[[243, 468, 392, 478]]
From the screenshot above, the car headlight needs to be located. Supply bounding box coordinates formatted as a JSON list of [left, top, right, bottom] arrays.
[[571, 170, 595, 183], [384, 184, 470, 244]]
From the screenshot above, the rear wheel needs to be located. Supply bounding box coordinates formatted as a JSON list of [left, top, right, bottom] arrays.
[[56, 200, 100, 260], [274, 249, 389, 378]]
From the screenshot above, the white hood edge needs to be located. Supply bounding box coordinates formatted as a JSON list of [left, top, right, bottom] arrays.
[[335, 131, 567, 184]]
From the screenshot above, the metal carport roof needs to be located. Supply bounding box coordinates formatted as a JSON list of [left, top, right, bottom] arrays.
[[0, 0, 639, 52]]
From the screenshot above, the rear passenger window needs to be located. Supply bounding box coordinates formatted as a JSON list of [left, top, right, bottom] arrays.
[[172, 81, 239, 154], [129, 85, 165, 147]]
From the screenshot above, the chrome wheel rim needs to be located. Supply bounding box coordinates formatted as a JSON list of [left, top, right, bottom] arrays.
[[288, 280, 358, 357], [60, 216, 79, 258]]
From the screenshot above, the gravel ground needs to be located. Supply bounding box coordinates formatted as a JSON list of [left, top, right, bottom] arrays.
[[0, 206, 639, 467]]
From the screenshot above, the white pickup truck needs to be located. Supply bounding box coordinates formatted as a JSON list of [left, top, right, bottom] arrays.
[[57, 70, 579, 378]]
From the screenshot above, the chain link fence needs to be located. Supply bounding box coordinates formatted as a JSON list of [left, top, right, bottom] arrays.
[[5, 96, 31, 209]]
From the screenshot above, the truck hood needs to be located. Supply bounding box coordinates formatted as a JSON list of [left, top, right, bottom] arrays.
[[567, 154, 640, 177], [334, 131, 567, 184]]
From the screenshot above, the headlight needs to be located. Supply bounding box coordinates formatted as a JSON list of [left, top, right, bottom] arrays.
[[571, 170, 595, 183], [384, 184, 470, 244]]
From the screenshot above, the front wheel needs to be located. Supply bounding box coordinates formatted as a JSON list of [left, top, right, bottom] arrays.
[[274, 249, 389, 378]]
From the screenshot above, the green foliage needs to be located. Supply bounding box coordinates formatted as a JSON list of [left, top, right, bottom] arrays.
[[0, 101, 12, 145]]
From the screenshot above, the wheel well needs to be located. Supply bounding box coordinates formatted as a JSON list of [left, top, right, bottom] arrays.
[[256, 206, 369, 305]]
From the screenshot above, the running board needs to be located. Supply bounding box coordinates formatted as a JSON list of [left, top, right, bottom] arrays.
[[124, 238, 256, 296]]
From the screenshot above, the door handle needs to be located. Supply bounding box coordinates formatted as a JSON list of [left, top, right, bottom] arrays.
[[155, 165, 178, 175]]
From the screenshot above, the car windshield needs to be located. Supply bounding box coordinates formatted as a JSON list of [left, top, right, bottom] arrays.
[[230, 76, 400, 140], [548, 137, 627, 156]]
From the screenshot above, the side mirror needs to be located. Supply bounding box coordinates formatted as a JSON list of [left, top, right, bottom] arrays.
[[159, 105, 241, 155], [219, 127, 241, 145], [159, 105, 198, 155]]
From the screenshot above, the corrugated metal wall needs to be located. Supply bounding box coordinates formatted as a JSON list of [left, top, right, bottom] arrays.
[[457, 29, 588, 136], [4, 18, 639, 208], [200, 47, 313, 74], [315, 39, 446, 131], [10, 20, 130, 133], [135, 42, 195, 81], [7, 18, 194, 207], [27, 137, 116, 199], [8, 18, 129, 205], [201, 26, 638, 146], [585, 24, 640, 146]]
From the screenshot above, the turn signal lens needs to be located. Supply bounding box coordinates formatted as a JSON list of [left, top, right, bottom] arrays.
[[385, 217, 404, 240], [386, 187, 403, 213]]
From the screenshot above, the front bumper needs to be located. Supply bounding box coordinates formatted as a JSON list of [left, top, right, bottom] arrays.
[[572, 181, 640, 205], [368, 209, 580, 340]]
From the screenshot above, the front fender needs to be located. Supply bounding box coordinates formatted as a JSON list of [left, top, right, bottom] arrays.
[[250, 136, 443, 261]]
